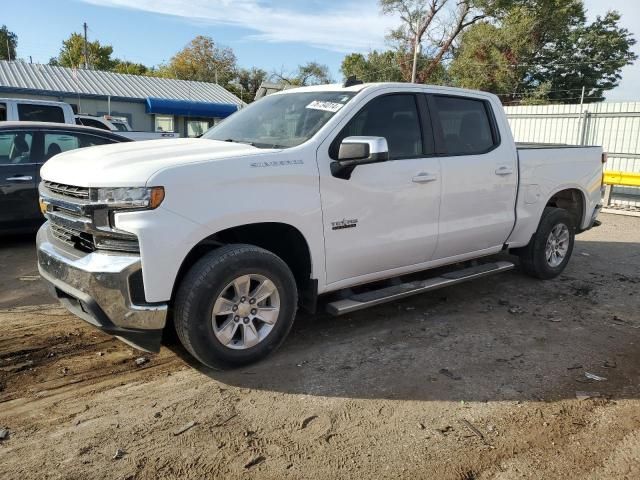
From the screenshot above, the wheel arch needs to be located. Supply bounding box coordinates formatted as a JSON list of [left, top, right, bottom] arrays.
[[544, 186, 587, 230], [171, 222, 317, 312]]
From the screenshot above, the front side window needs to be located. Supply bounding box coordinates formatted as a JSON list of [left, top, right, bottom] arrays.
[[0, 132, 33, 164], [155, 115, 174, 132], [204, 91, 356, 149], [17, 104, 65, 123], [432, 96, 497, 155], [333, 94, 424, 160]]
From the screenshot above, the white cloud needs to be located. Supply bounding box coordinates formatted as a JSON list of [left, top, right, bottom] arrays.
[[80, 0, 395, 53]]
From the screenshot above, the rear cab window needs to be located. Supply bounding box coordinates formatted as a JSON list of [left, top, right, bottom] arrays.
[[18, 103, 66, 123], [430, 95, 499, 155]]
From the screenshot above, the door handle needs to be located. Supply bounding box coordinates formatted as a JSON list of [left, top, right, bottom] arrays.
[[6, 175, 33, 182], [495, 166, 513, 176], [412, 172, 438, 183]]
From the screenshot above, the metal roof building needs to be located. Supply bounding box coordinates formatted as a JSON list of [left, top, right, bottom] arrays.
[[0, 60, 242, 136]]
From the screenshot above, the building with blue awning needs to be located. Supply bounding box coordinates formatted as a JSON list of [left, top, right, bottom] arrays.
[[0, 60, 243, 137]]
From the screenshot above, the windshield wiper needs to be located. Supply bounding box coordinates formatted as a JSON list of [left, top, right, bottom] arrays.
[[223, 138, 255, 146]]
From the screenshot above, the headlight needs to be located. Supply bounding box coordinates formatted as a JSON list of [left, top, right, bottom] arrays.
[[94, 186, 165, 209]]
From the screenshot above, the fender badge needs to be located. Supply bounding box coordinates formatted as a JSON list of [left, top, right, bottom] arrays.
[[331, 218, 358, 230]]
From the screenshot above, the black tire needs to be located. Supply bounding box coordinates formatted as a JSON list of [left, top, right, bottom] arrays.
[[517, 207, 575, 280], [174, 244, 298, 369]]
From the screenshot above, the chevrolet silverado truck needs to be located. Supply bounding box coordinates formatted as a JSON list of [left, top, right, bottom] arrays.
[[36, 82, 604, 368]]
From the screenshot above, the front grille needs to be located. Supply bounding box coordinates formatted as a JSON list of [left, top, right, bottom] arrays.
[[50, 222, 96, 253], [44, 181, 90, 199]]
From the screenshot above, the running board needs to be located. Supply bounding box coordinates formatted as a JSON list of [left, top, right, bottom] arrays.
[[326, 261, 515, 316]]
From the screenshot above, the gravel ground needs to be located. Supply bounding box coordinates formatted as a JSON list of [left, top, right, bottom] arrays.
[[0, 213, 639, 479]]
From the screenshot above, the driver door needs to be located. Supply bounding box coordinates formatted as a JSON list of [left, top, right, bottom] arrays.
[[317, 93, 442, 286]]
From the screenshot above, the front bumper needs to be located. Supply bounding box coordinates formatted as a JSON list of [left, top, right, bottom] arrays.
[[36, 223, 167, 352]]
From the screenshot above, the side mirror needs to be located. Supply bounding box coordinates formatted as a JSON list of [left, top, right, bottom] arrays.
[[337, 136, 389, 166]]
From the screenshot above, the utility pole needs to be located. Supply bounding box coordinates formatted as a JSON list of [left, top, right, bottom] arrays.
[[6, 38, 10, 61], [579, 86, 586, 108], [83, 22, 89, 69]]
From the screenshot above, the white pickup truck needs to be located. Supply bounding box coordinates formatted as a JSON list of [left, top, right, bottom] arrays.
[[37, 82, 604, 368]]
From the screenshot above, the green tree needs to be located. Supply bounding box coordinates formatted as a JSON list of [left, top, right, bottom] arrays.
[[227, 67, 268, 102], [272, 62, 332, 86], [0, 25, 17, 60], [50, 33, 116, 70], [341, 49, 448, 84], [450, 1, 637, 103], [112, 60, 149, 76], [380, 0, 515, 82], [160, 36, 237, 84], [341, 51, 405, 82]]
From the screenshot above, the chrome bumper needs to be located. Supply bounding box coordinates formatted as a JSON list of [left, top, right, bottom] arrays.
[[36, 222, 167, 352]]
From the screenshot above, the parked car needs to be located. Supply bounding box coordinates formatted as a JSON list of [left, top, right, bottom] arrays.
[[0, 122, 130, 233], [75, 114, 180, 141], [37, 82, 604, 367], [0, 98, 75, 124]]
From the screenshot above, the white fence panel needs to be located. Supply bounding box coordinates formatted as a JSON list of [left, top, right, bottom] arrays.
[[505, 102, 640, 207]]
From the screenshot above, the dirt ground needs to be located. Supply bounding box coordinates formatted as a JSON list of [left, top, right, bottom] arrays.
[[0, 213, 639, 480]]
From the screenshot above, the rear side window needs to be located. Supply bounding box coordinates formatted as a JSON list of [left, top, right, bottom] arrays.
[[0, 132, 33, 164], [432, 96, 497, 155], [80, 118, 110, 130], [0, 103, 6, 122], [18, 103, 66, 123], [76, 133, 116, 147], [334, 94, 424, 160]]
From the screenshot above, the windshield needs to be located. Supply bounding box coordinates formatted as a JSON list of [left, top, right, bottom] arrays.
[[203, 91, 356, 148]]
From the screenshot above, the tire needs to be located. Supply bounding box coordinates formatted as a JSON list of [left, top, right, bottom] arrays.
[[174, 244, 298, 369], [517, 207, 575, 280]]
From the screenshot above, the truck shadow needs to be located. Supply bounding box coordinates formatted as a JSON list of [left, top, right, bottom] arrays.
[[169, 238, 640, 402]]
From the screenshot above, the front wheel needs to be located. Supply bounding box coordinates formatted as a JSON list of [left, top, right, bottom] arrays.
[[174, 244, 298, 369], [517, 207, 575, 279]]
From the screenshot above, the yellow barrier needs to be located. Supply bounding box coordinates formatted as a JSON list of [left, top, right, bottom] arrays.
[[603, 170, 640, 187]]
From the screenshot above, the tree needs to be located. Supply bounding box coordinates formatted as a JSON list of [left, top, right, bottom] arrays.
[[161, 36, 237, 84], [51, 33, 116, 70], [272, 62, 332, 86], [341, 51, 405, 82], [112, 60, 149, 76], [341, 49, 448, 84], [0, 25, 17, 61], [227, 67, 268, 102], [450, 1, 637, 103], [380, 0, 514, 82]]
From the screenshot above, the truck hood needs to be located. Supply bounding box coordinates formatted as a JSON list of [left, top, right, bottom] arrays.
[[40, 138, 270, 187]]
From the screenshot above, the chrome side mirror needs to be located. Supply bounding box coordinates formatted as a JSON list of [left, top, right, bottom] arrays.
[[337, 136, 389, 165]]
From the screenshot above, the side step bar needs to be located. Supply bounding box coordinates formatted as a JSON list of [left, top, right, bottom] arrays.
[[326, 261, 515, 316]]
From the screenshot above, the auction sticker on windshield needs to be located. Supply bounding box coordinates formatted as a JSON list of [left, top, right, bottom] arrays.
[[306, 101, 345, 113]]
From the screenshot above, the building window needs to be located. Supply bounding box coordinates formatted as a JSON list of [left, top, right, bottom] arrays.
[[187, 119, 213, 137], [155, 115, 174, 132]]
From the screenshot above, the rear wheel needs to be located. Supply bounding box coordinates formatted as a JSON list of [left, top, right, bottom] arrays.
[[174, 244, 298, 369], [517, 207, 575, 279]]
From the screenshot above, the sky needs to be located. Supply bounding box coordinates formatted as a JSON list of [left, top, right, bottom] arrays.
[[5, 0, 640, 101]]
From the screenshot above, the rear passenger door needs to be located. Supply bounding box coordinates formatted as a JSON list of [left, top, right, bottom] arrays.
[[318, 92, 442, 285], [427, 94, 518, 259]]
